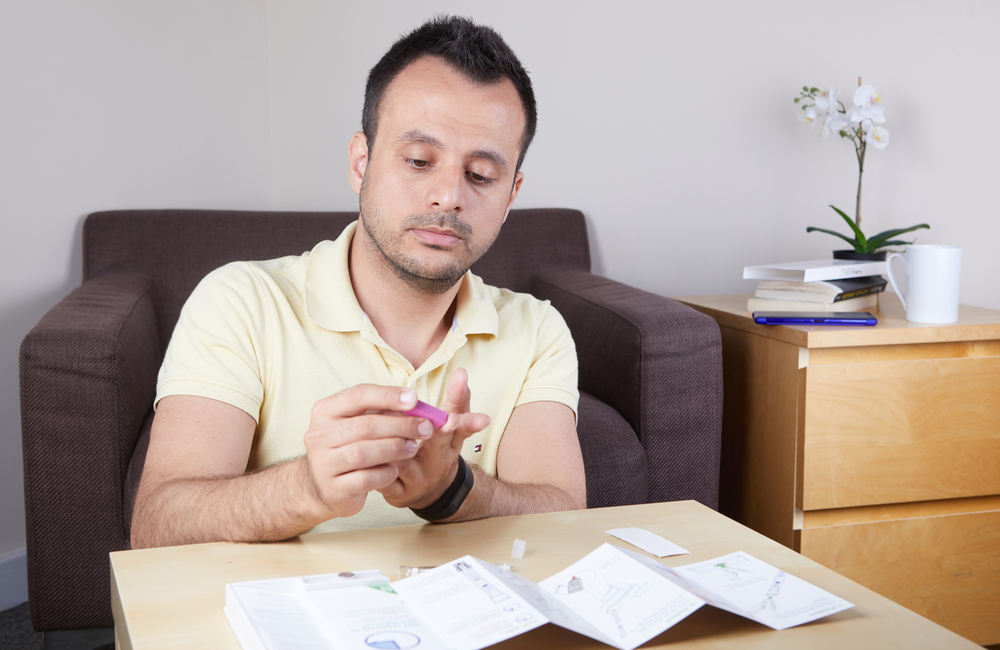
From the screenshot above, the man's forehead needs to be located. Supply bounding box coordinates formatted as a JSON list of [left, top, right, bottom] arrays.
[[378, 57, 525, 154]]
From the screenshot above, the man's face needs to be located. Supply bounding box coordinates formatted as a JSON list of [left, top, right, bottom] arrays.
[[350, 56, 526, 294]]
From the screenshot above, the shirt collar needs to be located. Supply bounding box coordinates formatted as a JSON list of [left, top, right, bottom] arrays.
[[453, 270, 499, 339], [304, 221, 365, 332]]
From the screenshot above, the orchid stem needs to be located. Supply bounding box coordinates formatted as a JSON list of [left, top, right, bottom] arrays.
[[855, 138, 866, 228]]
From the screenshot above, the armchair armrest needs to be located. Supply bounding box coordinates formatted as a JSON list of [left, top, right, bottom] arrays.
[[20, 274, 160, 630], [531, 270, 723, 509]]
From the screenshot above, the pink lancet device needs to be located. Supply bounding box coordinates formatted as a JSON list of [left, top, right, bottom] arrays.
[[404, 400, 448, 428]]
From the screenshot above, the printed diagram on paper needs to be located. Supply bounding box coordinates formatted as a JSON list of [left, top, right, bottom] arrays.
[[553, 571, 655, 638], [752, 571, 787, 613], [673, 552, 851, 630], [455, 560, 510, 604], [687, 554, 754, 581], [540, 544, 704, 649]]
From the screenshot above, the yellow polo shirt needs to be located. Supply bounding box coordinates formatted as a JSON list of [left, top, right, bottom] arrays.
[[155, 221, 578, 532]]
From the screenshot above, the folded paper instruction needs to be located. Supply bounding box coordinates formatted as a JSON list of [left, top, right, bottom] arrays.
[[224, 544, 854, 650]]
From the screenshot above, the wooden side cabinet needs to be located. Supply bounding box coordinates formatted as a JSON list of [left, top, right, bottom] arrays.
[[677, 294, 1000, 645]]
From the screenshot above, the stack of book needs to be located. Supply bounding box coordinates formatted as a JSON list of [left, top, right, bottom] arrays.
[[743, 259, 888, 312]]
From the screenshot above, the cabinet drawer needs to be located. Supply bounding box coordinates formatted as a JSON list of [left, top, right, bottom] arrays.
[[800, 505, 1000, 645], [802, 356, 1000, 509]]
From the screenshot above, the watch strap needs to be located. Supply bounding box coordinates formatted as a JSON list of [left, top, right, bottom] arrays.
[[410, 456, 474, 521]]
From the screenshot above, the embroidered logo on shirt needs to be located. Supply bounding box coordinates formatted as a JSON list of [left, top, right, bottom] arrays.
[[474, 444, 482, 453]]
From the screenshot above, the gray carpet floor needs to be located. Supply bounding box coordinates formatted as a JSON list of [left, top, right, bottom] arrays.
[[0, 603, 42, 650]]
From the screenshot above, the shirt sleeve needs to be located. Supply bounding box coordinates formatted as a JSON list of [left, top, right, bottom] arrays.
[[155, 262, 270, 422], [514, 301, 580, 420]]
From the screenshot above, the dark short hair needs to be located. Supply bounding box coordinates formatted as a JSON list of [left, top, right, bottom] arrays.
[[363, 15, 537, 172]]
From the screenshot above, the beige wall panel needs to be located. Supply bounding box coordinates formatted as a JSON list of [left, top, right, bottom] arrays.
[[802, 356, 1000, 509], [800, 509, 1000, 645]]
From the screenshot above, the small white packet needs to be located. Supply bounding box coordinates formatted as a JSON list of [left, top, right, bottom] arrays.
[[605, 527, 690, 557]]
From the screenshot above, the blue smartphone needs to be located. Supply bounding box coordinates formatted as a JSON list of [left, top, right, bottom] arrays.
[[752, 311, 878, 326]]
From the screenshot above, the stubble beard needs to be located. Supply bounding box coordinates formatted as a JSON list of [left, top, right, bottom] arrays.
[[358, 173, 500, 296]]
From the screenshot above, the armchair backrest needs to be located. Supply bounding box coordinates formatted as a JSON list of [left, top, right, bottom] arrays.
[[83, 208, 591, 356]]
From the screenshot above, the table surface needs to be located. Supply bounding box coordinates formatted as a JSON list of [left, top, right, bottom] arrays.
[[110, 501, 979, 649], [676, 293, 1000, 348]]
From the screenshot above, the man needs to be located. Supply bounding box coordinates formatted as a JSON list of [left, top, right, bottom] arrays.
[[131, 16, 585, 548]]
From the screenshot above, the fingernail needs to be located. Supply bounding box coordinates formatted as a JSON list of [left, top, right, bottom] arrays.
[[400, 389, 416, 405], [406, 440, 420, 453], [418, 421, 432, 438]]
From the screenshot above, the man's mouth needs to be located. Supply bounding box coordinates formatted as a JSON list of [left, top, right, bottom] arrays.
[[410, 226, 463, 248]]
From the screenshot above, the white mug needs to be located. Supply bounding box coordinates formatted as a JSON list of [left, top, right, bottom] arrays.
[[885, 245, 963, 324]]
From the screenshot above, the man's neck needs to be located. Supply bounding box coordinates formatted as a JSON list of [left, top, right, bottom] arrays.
[[348, 236, 462, 370]]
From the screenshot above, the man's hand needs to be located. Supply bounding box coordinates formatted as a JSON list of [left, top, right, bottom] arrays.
[[302, 384, 437, 519], [378, 369, 489, 508]]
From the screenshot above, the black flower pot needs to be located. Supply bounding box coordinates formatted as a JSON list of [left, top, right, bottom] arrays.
[[832, 250, 887, 262]]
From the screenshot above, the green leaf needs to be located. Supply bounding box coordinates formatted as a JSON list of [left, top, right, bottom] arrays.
[[794, 98, 800, 103], [866, 224, 931, 248], [828, 205, 867, 249], [803, 86, 809, 91], [810, 87, 819, 93], [806, 226, 862, 251]]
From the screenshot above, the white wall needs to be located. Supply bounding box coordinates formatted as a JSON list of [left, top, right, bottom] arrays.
[[265, 0, 1000, 309], [1, 0, 997, 590], [0, 0, 271, 562]]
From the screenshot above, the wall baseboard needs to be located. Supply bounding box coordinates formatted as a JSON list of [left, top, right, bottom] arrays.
[[0, 548, 28, 612]]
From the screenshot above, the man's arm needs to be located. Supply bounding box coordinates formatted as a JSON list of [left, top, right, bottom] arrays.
[[459, 399, 586, 519], [131, 386, 437, 549]]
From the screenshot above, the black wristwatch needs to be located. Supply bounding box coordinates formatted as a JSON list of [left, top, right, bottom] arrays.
[[410, 456, 475, 521]]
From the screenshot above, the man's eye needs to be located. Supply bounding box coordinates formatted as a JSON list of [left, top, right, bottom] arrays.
[[468, 171, 494, 185], [407, 159, 429, 168]]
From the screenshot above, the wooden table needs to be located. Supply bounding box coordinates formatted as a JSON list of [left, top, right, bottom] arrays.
[[110, 501, 978, 649], [676, 293, 1000, 645]]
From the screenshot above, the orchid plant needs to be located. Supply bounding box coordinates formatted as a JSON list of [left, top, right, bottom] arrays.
[[796, 81, 928, 254]]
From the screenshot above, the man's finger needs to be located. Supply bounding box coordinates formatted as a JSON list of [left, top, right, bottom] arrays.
[[440, 368, 472, 419], [312, 437, 420, 481], [305, 413, 432, 449], [312, 463, 401, 517], [312, 384, 419, 422]]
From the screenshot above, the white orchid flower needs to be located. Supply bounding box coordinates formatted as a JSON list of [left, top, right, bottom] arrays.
[[814, 86, 840, 113], [867, 124, 890, 149], [799, 107, 819, 130], [821, 113, 849, 139], [854, 84, 883, 108], [849, 84, 886, 124]]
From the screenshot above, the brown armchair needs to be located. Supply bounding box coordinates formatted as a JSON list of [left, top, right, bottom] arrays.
[[20, 208, 722, 631]]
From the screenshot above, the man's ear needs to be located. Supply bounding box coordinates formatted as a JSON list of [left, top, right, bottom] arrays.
[[348, 132, 369, 195], [502, 171, 524, 224]]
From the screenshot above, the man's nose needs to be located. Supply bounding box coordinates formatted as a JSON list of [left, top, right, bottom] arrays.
[[426, 165, 465, 215]]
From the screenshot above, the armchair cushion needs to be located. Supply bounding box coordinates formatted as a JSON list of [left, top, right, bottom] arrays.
[[576, 392, 648, 508]]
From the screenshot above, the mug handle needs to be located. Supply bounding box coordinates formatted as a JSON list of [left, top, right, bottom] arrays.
[[885, 252, 907, 310]]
